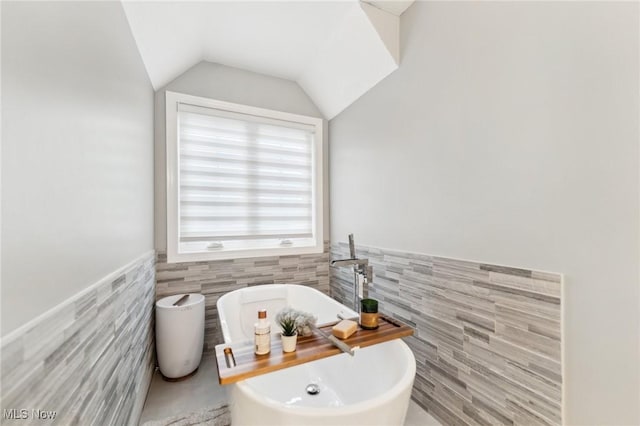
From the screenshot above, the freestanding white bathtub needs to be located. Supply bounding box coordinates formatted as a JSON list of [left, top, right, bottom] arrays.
[[216, 284, 416, 426]]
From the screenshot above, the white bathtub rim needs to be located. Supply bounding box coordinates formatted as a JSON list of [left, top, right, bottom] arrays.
[[217, 283, 356, 343], [217, 283, 290, 342], [232, 339, 416, 417]]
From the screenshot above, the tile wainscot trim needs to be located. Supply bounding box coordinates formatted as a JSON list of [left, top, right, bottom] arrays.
[[331, 243, 563, 426], [0, 251, 156, 425]]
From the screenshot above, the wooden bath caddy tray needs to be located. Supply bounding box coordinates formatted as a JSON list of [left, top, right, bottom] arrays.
[[214, 314, 413, 385]]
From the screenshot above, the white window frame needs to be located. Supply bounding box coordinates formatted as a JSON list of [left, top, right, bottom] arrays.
[[165, 91, 324, 263]]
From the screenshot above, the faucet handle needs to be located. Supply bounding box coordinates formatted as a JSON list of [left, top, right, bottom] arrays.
[[348, 233, 356, 258]]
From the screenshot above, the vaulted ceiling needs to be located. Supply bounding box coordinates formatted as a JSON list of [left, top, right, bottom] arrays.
[[121, 0, 414, 119]]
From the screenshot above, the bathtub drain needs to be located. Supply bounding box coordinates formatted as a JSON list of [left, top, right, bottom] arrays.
[[305, 384, 320, 395]]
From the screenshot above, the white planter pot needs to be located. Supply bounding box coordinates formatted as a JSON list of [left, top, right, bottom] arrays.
[[281, 334, 297, 353]]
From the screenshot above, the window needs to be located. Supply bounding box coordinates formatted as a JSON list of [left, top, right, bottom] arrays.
[[165, 92, 324, 263]]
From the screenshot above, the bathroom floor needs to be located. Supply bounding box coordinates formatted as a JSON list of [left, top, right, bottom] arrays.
[[139, 355, 440, 426]]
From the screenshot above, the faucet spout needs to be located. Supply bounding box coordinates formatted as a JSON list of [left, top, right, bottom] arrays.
[[330, 258, 368, 267]]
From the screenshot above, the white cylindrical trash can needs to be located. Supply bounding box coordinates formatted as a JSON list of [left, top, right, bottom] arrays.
[[156, 293, 205, 380]]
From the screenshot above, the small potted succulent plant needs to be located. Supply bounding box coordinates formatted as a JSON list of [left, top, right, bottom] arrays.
[[276, 308, 317, 353], [277, 310, 299, 353], [278, 314, 298, 353]]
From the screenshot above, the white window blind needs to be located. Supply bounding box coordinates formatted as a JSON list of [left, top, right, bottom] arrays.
[[177, 103, 317, 252]]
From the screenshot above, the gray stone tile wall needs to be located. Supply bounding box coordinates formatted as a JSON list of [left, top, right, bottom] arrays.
[[156, 242, 330, 353], [0, 251, 156, 425], [331, 243, 563, 426]]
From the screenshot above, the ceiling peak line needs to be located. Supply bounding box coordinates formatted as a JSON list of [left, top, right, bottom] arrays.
[[122, 0, 414, 119]]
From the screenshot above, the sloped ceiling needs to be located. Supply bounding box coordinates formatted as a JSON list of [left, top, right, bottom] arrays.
[[364, 0, 414, 16], [122, 1, 413, 119]]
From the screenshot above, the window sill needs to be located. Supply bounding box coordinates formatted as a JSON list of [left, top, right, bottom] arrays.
[[166, 244, 324, 264]]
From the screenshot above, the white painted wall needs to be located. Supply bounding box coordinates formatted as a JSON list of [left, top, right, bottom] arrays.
[[297, 1, 399, 119], [154, 61, 327, 251], [330, 2, 639, 425], [1, 2, 154, 336]]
